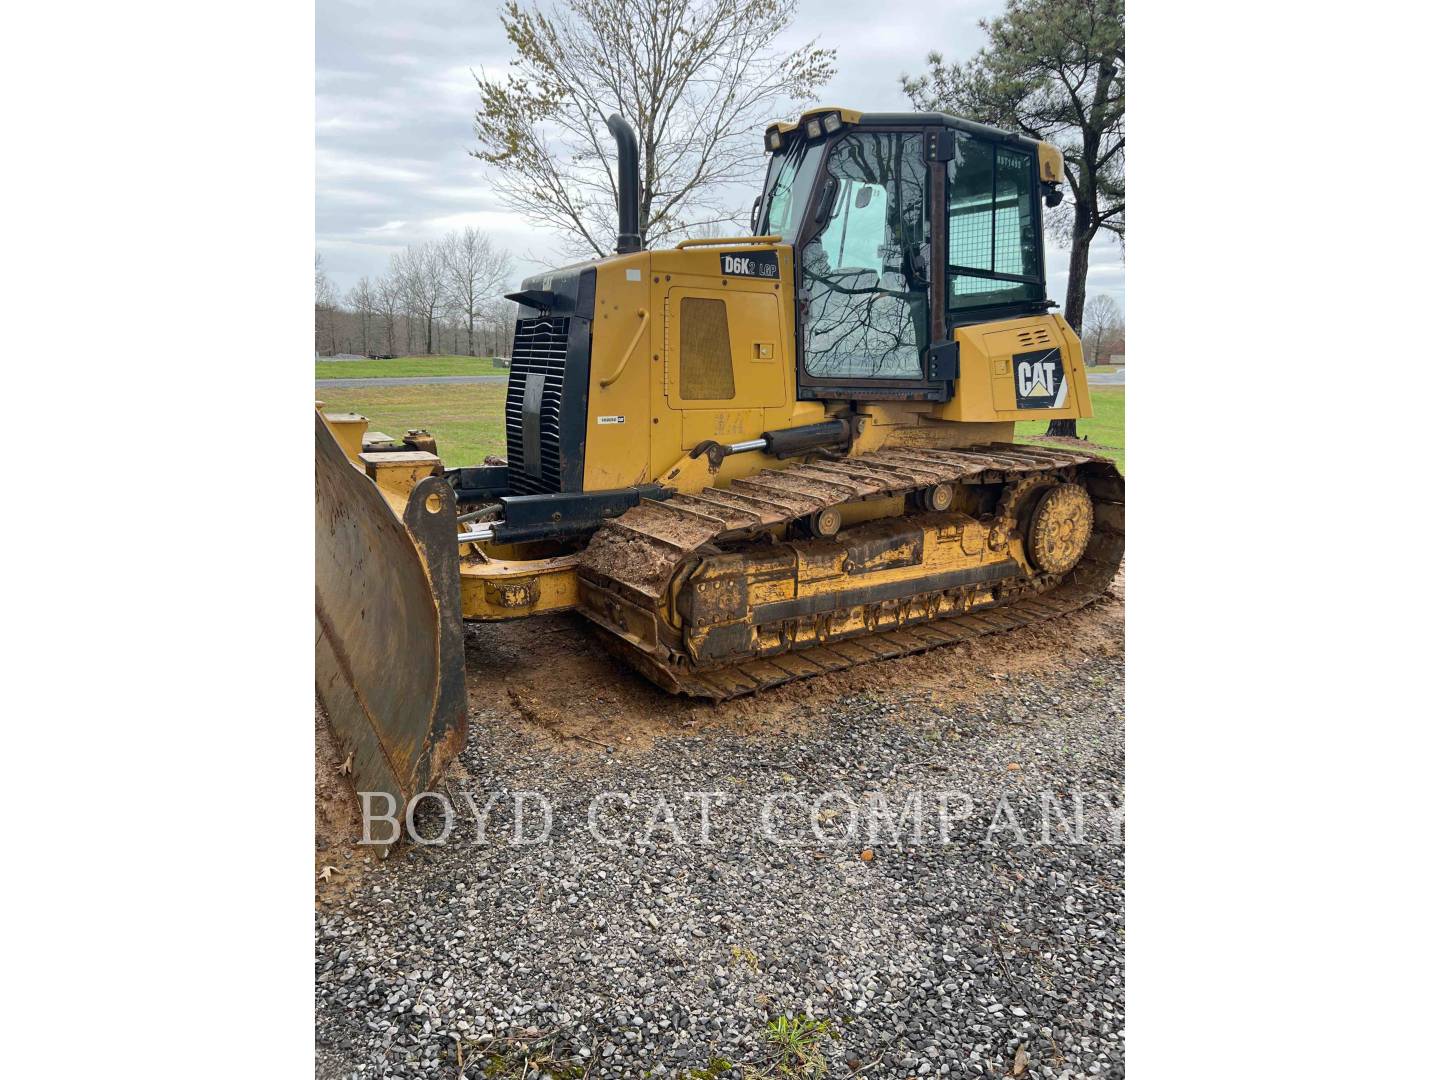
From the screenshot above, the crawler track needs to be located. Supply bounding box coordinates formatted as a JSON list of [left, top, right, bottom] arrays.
[[577, 443, 1124, 699]]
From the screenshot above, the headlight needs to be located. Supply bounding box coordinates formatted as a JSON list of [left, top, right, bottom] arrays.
[[821, 112, 842, 134], [765, 128, 783, 151], [805, 118, 822, 139]]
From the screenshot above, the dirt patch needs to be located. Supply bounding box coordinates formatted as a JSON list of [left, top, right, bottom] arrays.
[[314, 702, 367, 905], [464, 570, 1124, 754], [1025, 433, 1121, 454]]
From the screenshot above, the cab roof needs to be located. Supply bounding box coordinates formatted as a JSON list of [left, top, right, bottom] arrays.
[[764, 107, 1063, 185]]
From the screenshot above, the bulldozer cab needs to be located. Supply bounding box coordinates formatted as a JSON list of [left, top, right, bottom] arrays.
[[754, 109, 1059, 403]]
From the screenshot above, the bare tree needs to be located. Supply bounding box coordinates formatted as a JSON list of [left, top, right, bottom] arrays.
[[472, 0, 835, 257], [1082, 293, 1121, 365], [479, 298, 517, 358], [315, 253, 333, 306], [315, 253, 337, 357], [347, 277, 376, 357], [375, 273, 404, 356], [393, 242, 447, 355], [442, 228, 515, 356]]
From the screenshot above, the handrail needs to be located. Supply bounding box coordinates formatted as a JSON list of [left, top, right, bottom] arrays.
[[673, 235, 781, 249], [599, 308, 650, 389]]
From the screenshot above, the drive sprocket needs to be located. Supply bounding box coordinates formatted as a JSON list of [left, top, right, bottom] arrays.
[[1026, 482, 1094, 575]]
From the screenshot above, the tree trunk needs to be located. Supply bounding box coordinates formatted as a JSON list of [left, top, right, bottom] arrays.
[[1047, 215, 1097, 438], [466, 316, 475, 357]]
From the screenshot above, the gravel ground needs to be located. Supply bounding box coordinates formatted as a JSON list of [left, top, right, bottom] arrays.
[[316, 655, 1124, 1079]]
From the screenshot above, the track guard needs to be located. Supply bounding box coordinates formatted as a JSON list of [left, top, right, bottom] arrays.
[[315, 412, 466, 836]]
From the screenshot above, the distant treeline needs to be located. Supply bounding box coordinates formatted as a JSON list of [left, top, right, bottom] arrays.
[[315, 227, 518, 358]]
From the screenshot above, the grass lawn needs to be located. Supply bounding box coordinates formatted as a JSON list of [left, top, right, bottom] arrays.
[[316, 383, 507, 466], [315, 355, 509, 380], [316, 381, 1123, 474], [1016, 386, 1125, 473]]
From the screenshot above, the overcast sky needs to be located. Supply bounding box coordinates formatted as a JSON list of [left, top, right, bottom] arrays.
[[316, 0, 1124, 315]]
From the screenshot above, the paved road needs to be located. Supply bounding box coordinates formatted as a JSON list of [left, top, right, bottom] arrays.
[[315, 375, 508, 389], [1089, 368, 1125, 386]]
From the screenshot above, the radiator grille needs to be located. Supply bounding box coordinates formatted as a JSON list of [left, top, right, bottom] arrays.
[[505, 316, 571, 495], [678, 297, 735, 400]]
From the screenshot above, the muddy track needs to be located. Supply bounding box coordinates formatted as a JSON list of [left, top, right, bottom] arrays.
[[577, 443, 1123, 698]]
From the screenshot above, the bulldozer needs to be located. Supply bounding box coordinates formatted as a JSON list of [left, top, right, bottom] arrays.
[[316, 107, 1125, 810]]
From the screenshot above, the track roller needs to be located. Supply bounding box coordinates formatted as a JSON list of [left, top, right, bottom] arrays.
[[921, 483, 955, 512]]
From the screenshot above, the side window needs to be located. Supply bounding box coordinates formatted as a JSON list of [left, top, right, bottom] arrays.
[[947, 137, 1043, 310], [801, 132, 929, 381], [948, 140, 994, 275], [994, 148, 1039, 279], [759, 141, 821, 244]]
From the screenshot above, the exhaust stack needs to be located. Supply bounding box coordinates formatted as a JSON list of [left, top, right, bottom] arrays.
[[606, 113, 642, 254]]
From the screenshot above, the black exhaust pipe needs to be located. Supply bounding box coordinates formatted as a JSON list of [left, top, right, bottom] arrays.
[[606, 113, 642, 254]]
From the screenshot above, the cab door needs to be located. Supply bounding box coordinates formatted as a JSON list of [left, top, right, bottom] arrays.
[[794, 128, 949, 400]]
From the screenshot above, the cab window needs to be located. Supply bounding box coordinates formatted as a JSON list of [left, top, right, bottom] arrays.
[[800, 131, 929, 380], [759, 139, 822, 244], [947, 136, 1043, 311]]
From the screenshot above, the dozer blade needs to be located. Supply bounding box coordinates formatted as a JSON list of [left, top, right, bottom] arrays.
[[314, 411, 466, 827]]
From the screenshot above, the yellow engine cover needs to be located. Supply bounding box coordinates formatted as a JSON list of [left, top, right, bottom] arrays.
[[939, 313, 1093, 424]]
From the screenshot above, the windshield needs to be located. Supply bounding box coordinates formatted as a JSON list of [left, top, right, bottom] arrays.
[[758, 139, 822, 243]]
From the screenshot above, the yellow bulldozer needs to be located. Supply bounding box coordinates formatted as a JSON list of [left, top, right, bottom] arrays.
[[316, 107, 1124, 810]]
